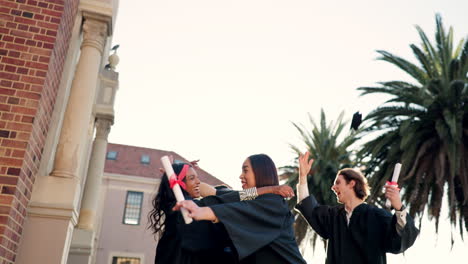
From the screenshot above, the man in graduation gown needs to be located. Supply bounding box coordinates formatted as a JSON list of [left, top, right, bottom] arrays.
[[295, 152, 419, 264]]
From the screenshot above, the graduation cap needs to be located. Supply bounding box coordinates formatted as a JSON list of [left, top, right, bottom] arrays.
[[350, 111, 362, 131]]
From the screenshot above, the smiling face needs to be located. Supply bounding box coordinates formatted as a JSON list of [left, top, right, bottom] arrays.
[[239, 158, 256, 189], [184, 167, 201, 198], [331, 174, 355, 204]]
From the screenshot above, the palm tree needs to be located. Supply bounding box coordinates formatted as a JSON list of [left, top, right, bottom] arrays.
[[358, 14, 468, 237], [282, 109, 361, 247]]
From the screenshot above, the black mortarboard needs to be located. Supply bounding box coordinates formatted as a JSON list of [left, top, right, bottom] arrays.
[[350, 111, 362, 130]]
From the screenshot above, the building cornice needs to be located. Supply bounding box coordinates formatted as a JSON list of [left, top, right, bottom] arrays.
[[103, 173, 160, 185]]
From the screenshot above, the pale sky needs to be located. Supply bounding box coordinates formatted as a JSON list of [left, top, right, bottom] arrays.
[[110, 0, 468, 262]]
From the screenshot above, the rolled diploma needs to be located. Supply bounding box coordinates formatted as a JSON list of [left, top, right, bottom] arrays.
[[386, 163, 402, 208], [161, 156, 193, 224]]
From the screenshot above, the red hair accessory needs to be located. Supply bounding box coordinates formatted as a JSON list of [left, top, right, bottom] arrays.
[[169, 164, 189, 190]]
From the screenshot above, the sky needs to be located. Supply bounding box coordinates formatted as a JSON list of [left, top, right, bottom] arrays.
[[109, 0, 468, 262]]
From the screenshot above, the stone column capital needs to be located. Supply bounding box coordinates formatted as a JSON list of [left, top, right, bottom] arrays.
[[95, 118, 112, 140], [82, 17, 108, 53]]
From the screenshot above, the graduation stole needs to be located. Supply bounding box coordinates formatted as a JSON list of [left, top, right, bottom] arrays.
[[169, 164, 189, 190]]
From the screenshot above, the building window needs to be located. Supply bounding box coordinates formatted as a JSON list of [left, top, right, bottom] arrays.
[[123, 191, 143, 225], [106, 151, 118, 160], [140, 155, 150, 164], [112, 256, 141, 264]]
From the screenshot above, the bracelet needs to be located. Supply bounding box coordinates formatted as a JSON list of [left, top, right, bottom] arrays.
[[395, 204, 406, 211], [239, 187, 258, 201]]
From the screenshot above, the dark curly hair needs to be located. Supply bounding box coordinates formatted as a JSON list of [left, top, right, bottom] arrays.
[[148, 163, 191, 237]]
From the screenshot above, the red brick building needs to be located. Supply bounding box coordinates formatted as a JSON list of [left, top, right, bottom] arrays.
[[0, 0, 81, 262], [0, 0, 119, 263]]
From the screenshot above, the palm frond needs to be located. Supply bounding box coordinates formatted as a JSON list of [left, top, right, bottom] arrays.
[[376, 50, 428, 85], [358, 14, 468, 237]]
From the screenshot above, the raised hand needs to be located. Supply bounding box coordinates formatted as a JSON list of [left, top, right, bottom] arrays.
[[384, 185, 403, 211], [298, 152, 314, 185], [189, 159, 200, 169]]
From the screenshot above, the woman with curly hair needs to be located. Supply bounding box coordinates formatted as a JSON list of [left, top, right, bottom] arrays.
[[150, 162, 294, 264]]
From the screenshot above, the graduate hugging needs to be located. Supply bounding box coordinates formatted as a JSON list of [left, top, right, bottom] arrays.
[[173, 154, 307, 263], [150, 154, 304, 264], [157, 152, 419, 263]]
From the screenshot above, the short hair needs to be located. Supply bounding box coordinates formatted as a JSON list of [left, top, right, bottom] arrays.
[[248, 154, 279, 188], [337, 168, 370, 200]]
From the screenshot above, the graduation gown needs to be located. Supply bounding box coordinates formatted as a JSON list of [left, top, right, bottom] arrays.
[[210, 193, 307, 264], [295, 195, 419, 264], [155, 192, 240, 264]]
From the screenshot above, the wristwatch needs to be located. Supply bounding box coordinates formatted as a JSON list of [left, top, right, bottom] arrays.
[[396, 204, 406, 211]]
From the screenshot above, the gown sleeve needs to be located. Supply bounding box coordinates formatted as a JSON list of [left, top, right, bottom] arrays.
[[381, 209, 419, 254], [209, 194, 288, 260], [214, 188, 241, 203], [215, 185, 234, 195], [179, 197, 233, 253], [294, 195, 333, 239]]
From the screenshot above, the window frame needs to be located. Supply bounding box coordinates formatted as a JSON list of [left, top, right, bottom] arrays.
[[106, 151, 118, 160], [122, 191, 144, 225], [108, 252, 144, 264], [140, 154, 150, 165], [111, 256, 141, 264]]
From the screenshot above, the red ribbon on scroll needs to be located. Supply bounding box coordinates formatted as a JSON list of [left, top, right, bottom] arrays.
[[169, 164, 189, 190]]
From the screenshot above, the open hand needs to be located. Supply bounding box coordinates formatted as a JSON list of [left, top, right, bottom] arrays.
[[298, 152, 314, 184]]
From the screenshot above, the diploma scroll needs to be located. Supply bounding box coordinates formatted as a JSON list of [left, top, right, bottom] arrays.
[[161, 156, 193, 224], [385, 163, 401, 208]]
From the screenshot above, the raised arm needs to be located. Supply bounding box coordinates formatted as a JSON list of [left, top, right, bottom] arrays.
[[294, 152, 334, 239], [385, 183, 410, 236], [297, 151, 314, 202]]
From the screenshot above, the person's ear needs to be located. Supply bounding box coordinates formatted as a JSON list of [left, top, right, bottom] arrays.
[[349, 180, 356, 188]]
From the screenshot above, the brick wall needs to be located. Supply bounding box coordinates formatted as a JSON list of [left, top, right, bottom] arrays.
[[0, 0, 80, 262]]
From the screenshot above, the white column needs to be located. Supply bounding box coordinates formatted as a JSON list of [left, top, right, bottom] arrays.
[[16, 16, 109, 264], [67, 117, 112, 264], [50, 18, 108, 180], [78, 117, 112, 230]]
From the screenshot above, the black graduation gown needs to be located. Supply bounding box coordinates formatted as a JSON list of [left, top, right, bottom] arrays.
[[155, 193, 240, 264], [295, 195, 419, 264], [210, 193, 307, 264]]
